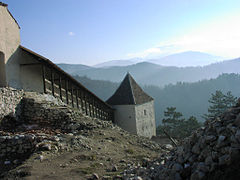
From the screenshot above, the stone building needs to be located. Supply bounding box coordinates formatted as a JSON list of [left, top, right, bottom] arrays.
[[107, 73, 156, 138]]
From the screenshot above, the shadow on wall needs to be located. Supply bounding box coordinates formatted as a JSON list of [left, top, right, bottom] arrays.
[[5, 47, 23, 89], [6, 47, 44, 92], [0, 51, 6, 87], [0, 99, 23, 132]]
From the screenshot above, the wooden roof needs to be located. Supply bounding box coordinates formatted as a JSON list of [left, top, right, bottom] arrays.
[[107, 73, 153, 105]]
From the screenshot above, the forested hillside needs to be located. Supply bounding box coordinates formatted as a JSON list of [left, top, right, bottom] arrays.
[[74, 73, 240, 125], [60, 58, 240, 87]]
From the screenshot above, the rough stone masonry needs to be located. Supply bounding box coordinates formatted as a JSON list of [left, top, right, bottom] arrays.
[[0, 87, 90, 167], [122, 99, 240, 180], [0, 87, 24, 122]]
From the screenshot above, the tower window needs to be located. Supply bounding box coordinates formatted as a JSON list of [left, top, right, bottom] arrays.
[[144, 110, 147, 115]]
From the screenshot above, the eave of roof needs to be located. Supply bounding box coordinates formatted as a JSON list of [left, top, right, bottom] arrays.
[[19, 45, 112, 109]]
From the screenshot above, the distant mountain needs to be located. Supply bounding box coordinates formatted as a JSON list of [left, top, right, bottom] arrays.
[[148, 51, 223, 67], [57, 63, 93, 75], [60, 58, 240, 87], [93, 58, 143, 68]]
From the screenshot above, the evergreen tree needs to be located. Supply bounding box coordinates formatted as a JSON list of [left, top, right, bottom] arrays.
[[157, 107, 201, 139], [203, 90, 237, 120], [162, 107, 184, 133]]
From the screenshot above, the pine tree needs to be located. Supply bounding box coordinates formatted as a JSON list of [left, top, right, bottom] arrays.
[[203, 90, 237, 120], [162, 107, 184, 132], [157, 107, 201, 139]]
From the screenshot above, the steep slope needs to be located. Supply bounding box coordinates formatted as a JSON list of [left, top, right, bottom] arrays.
[[0, 88, 165, 180]]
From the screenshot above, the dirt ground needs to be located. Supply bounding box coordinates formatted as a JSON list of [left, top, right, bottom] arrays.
[[2, 118, 168, 180]]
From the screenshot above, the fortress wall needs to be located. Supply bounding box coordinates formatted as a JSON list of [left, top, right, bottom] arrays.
[[0, 5, 20, 63], [112, 104, 137, 134], [0, 87, 24, 121], [135, 100, 156, 138]]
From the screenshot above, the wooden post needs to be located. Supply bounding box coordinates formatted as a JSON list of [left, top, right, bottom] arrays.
[[50, 68, 54, 96], [65, 80, 69, 104], [59, 75, 62, 100], [96, 102, 99, 118], [84, 92, 88, 115], [71, 83, 74, 108], [41, 65, 46, 94], [80, 90, 84, 113], [92, 100, 95, 118], [76, 89, 79, 109], [89, 96, 92, 117], [100, 104, 103, 120]]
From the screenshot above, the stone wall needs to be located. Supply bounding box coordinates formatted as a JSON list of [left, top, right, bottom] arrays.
[[0, 87, 24, 121], [112, 104, 137, 135], [135, 100, 156, 138], [0, 133, 39, 159], [0, 88, 85, 165], [123, 100, 240, 180]]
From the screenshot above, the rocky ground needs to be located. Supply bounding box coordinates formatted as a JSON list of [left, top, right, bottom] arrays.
[[0, 90, 169, 180], [2, 88, 240, 180], [122, 100, 240, 180]]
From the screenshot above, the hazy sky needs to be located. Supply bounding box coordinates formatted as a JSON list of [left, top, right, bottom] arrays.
[[4, 0, 240, 65]]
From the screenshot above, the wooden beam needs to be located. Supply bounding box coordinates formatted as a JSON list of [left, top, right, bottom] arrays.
[[89, 96, 92, 117], [84, 92, 88, 115], [79, 90, 84, 113], [65, 80, 69, 104], [92, 100, 95, 118], [41, 65, 46, 94], [59, 76, 62, 100], [76, 89, 79, 109], [50, 68, 54, 96], [20, 63, 41, 66], [71, 84, 74, 108]]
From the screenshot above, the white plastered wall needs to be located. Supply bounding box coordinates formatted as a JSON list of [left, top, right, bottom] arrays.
[[0, 5, 20, 64], [112, 104, 137, 134], [0, 5, 20, 86], [135, 100, 156, 138], [6, 48, 44, 92]]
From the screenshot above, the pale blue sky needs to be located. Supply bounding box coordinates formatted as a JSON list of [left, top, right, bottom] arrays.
[[4, 0, 240, 65]]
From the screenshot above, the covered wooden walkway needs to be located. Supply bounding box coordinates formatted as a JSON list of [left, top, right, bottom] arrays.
[[20, 46, 114, 121]]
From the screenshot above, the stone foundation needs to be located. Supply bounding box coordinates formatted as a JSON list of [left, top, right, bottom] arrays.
[[0, 87, 24, 121]]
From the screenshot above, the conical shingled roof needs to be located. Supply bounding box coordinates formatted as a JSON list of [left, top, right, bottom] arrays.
[[106, 73, 153, 105]]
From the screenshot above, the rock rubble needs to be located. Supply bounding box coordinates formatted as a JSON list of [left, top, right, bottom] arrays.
[[123, 101, 240, 180]]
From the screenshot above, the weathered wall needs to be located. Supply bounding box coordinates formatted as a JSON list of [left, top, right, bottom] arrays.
[[0, 87, 24, 121], [0, 5, 20, 65], [6, 48, 44, 92], [0, 5, 20, 87], [135, 100, 156, 138], [112, 105, 137, 134]]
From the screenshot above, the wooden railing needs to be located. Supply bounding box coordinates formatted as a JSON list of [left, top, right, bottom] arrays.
[[42, 66, 114, 121]]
